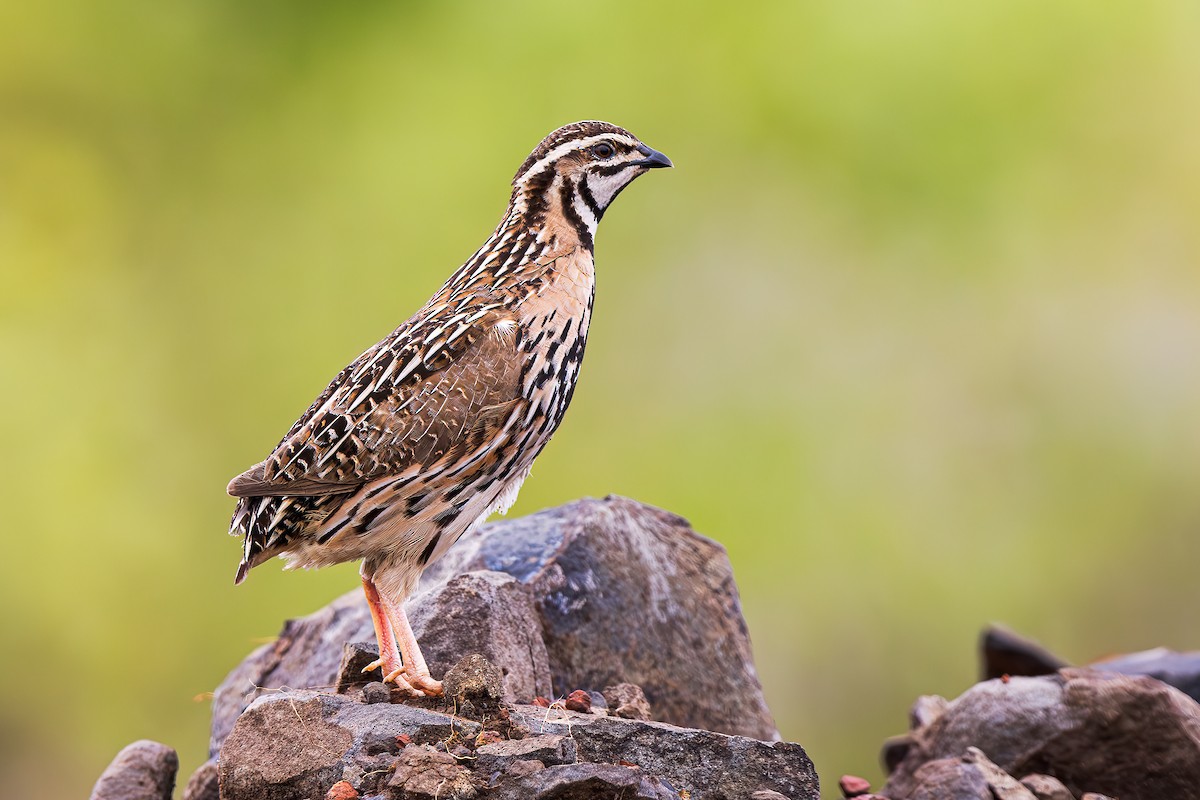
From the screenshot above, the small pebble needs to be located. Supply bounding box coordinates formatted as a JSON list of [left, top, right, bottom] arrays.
[[564, 689, 592, 713], [587, 691, 608, 712], [362, 682, 391, 704], [839, 774, 871, 797], [325, 780, 359, 800]]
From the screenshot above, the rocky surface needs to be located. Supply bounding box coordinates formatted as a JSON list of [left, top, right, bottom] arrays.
[[216, 680, 817, 799], [93, 495, 1200, 800], [211, 495, 778, 757], [881, 668, 1200, 799], [199, 496, 806, 798]]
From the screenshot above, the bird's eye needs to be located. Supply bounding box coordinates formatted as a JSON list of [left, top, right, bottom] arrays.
[[589, 142, 615, 160]]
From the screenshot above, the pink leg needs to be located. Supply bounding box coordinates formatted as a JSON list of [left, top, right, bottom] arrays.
[[360, 575, 418, 694], [378, 592, 444, 697]]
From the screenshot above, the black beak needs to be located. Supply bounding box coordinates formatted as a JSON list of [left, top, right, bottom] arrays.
[[634, 143, 673, 169]]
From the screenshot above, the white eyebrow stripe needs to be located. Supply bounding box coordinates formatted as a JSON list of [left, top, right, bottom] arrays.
[[514, 133, 640, 186]]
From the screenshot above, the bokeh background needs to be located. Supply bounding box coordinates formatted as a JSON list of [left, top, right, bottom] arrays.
[[3, 1, 1199, 797]]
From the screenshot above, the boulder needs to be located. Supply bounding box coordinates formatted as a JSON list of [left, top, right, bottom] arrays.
[[210, 495, 778, 756]]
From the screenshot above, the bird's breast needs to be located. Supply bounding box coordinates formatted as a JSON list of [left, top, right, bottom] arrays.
[[515, 248, 593, 386]]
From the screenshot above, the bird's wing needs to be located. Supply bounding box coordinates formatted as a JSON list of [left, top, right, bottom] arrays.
[[227, 307, 524, 498]]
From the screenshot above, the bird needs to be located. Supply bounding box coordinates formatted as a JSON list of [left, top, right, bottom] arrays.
[[226, 121, 671, 696]]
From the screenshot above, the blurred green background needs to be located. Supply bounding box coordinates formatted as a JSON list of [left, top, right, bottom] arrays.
[[3, 1, 1199, 797]]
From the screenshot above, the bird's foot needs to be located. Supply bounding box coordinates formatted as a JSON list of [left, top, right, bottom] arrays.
[[383, 666, 443, 697], [409, 673, 444, 697]]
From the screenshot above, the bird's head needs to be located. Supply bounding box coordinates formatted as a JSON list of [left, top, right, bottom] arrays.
[[510, 121, 671, 243]]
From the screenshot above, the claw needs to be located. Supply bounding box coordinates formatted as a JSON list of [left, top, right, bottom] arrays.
[[409, 674, 444, 697], [383, 668, 421, 696], [362, 659, 384, 674]]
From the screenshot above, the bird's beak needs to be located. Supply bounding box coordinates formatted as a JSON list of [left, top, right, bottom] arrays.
[[634, 143, 673, 169]]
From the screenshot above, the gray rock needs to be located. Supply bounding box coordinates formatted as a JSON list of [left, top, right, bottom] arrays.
[[361, 681, 391, 704], [90, 739, 178, 800], [474, 734, 576, 772], [335, 640, 382, 694], [883, 669, 1200, 799], [489, 763, 680, 800], [210, 496, 778, 756], [181, 758, 219, 800], [507, 703, 817, 800], [430, 496, 779, 740], [1019, 773, 1073, 800], [408, 570, 553, 705]]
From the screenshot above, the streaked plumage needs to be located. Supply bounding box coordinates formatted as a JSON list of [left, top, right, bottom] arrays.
[[227, 121, 671, 694]]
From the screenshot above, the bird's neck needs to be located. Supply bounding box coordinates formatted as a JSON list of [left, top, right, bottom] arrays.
[[436, 185, 596, 304]]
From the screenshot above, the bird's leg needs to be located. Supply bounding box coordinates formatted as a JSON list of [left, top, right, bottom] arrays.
[[360, 575, 419, 695], [378, 592, 444, 697]]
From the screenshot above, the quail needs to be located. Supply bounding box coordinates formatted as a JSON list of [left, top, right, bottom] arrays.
[[227, 121, 672, 695]]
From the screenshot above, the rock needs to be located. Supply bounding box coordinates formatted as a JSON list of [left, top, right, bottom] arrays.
[[981, 624, 1200, 705], [909, 695, 948, 731], [181, 758, 219, 800], [90, 739, 178, 800], [429, 496, 779, 740], [564, 688, 592, 713], [474, 734, 577, 772], [506, 703, 816, 799], [750, 792, 791, 800], [1020, 773, 1073, 800], [218, 690, 483, 800], [905, 747, 1036, 799], [1092, 647, 1200, 704], [362, 682, 391, 704], [1080, 794, 1117, 800], [442, 652, 503, 708], [881, 734, 912, 773], [214, 681, 817, 800], [335, 641, 382, 694], [981, 625, 1069, 680], [838, 773, 872, 796], [883, 669, 1200, 799], [388, 746, 477, 799], [489, 763, 680, 800], [325, 780, 359, 799], [408, 571, 553, 704], [604, 683, 652, 720], [209, 497, 779, 755]]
